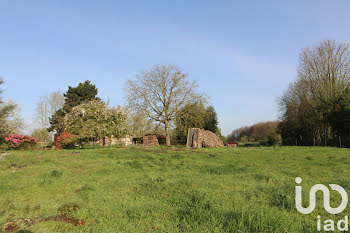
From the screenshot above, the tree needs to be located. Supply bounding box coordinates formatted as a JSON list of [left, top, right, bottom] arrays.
[[175, 102, 207, 143], [63, 80, 98, 112], [174, 102, 220, 144], [125, 65, 202, 146], [278, 40, 350, 146], [227, 121, 280, 143], [0, 79, 25, 139], [203, 105, 218, 133], [32, 128, 51, 143], [127, 110, 164, 137], [35, 91, 65, 129], [48, 80, 98, 134], [64, 100, 127, 146]]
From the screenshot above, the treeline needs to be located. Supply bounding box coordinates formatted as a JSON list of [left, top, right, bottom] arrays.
[[278, 40, 350, 147], [227, 121, 280, 145], [1, 65, 224, 147]]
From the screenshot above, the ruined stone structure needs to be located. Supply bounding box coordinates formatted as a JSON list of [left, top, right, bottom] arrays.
[[186, 128, 224, 148], [142, 135, 160, 147]]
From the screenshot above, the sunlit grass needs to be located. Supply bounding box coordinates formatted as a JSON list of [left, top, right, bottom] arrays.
[[1, 146, 349, 232]]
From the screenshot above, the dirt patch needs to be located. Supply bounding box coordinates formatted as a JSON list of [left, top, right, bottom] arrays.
[[3, 214, 84, 232], [4, 222, 19, 233], [42, 214, 84, 226], [9, 164, 28, 169]]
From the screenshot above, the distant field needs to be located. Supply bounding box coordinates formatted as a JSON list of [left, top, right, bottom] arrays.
[[1, 146, 350, 232]]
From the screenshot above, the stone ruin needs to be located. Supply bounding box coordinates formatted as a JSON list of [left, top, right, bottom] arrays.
[[142, 135, 160, 147], [186, 128, 224, 148]]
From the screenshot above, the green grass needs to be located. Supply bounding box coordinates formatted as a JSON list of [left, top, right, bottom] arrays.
[[1, 146, 350, 232]]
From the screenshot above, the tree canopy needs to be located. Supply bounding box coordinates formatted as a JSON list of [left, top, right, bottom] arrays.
[[64, 100, 127, 146], [278, 40, 350, 146], [48, 80, 98, 134], [175, 102, 219, 144], [125, 65, 203, 146]]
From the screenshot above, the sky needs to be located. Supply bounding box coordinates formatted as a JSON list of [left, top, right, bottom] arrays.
[[1, 0, 350, 136]]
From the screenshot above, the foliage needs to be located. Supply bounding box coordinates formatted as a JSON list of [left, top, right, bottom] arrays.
[[63, 100, 127, 146], [227, 121, 280, 143], [219, 135, 227, 144], [48, 80, 98, 134], [175, 102, 207, 143], [0, 79, 24, 140], [0, 146, 348, 232], [125, 65, 204, 146], [56, 132, 76, 149], [127, 111, 165, 137], [63, 80, 98, 112], [278, 40, 350, 146], [5, 134, 37, 149], [203, 106, 218, 133], [175, 103, 219, 144], [31, 128, 51, 143]]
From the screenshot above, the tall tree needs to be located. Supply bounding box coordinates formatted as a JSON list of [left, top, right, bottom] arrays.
[[278, 40, 350, 146], [35, 92, 65, 128], [203, 105, 218, 133], [63, 80, 98, 112], [125, 65, 202, 146], [48, 80, 98, 134]]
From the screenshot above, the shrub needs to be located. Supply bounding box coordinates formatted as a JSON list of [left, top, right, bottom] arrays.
[[5, 134, 37, 149], [56, 132, 78, 149]]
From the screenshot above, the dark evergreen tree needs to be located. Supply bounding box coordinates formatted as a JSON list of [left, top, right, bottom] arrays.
[[48, 80, 99, 134]]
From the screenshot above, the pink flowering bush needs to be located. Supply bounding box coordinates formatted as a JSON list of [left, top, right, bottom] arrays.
[[5, 134, 37, 150]]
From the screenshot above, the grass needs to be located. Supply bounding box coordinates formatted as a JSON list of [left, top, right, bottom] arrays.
[[1, 146, 350, 232]]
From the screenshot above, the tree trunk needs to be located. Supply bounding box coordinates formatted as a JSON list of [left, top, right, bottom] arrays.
[[164, 120, 171, 146]]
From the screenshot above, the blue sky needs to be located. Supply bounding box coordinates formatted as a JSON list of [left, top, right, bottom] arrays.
[[1, 0, 350, 135]]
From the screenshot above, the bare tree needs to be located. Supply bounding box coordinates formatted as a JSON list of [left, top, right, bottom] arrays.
[[125, 65, 202, 146], [35, 91, 65, 129], [48, 91, 65, 116]]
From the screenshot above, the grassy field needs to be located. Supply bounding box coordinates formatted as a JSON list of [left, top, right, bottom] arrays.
[[1, 146, 350, 232]]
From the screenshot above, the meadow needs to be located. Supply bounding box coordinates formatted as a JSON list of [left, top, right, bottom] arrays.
[[1, 146, 350, 232]]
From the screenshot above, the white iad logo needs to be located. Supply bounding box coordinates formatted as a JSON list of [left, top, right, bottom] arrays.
[[295, 177, 348, 215]]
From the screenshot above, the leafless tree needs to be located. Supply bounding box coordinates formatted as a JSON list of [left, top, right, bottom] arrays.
[[35, 91, 65, 129], [125, 65, 202, 146]]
